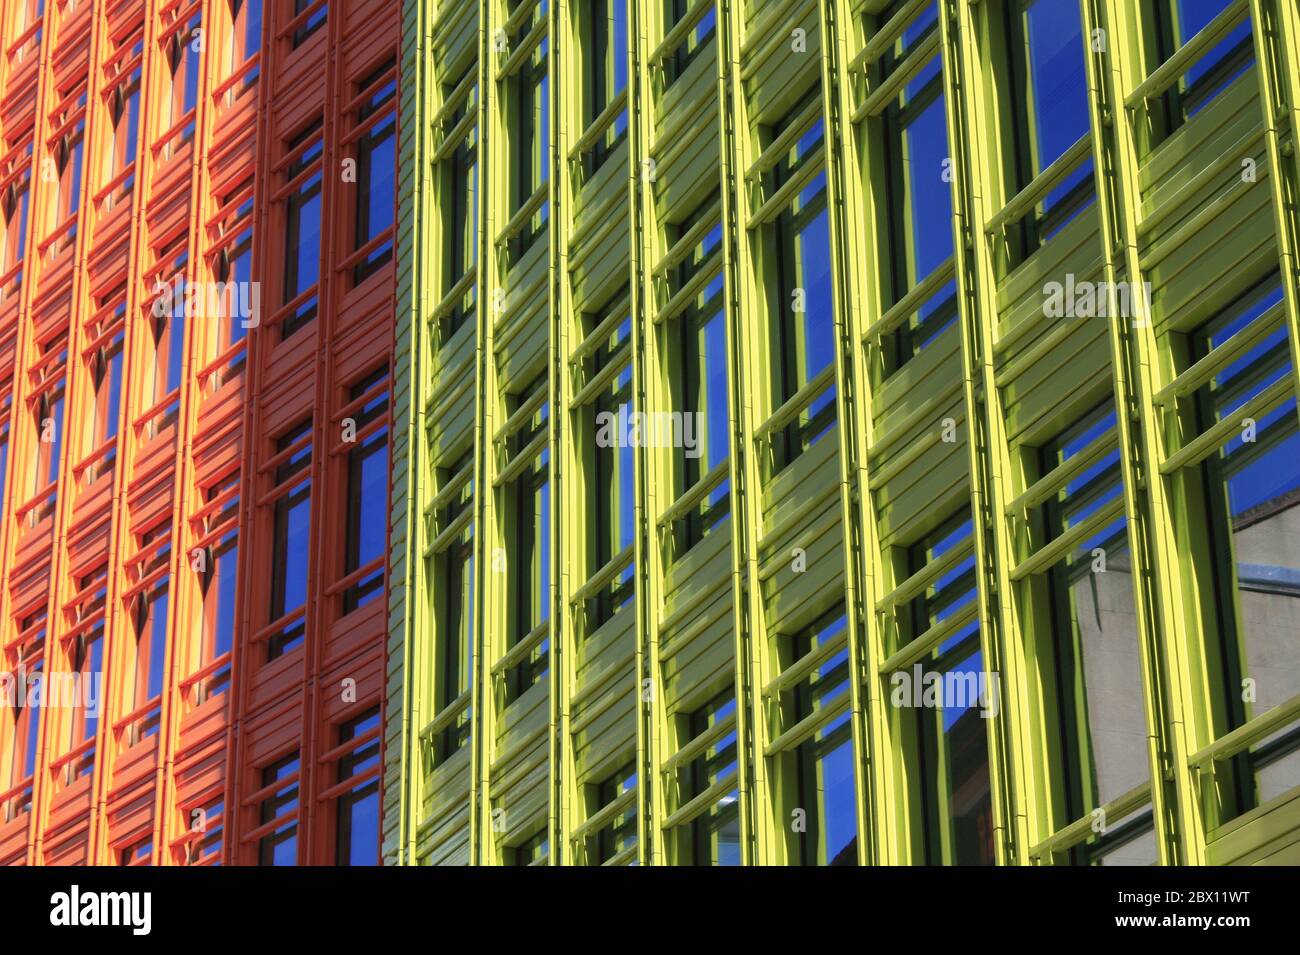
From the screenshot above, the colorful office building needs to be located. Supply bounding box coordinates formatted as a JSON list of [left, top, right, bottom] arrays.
[[0, 0, 395, 865], [382, 0, 1300, 867], [2, 0, 1300, 869]]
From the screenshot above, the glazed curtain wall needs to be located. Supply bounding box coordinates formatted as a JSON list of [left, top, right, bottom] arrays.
[[384, 0, 1300, 867], [0, 0, 397, 867]]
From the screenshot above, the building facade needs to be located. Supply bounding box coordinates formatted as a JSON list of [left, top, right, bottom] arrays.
[[383, 0, 1300, 866], [2, 0, 1299, 869], [0, 0, 396, 866]]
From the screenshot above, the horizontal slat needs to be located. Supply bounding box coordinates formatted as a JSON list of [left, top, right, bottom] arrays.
[[1125, 0, 1249, 108], [1006, 429, 1116, 517]]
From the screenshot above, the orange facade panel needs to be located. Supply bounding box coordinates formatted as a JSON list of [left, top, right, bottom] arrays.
[[0, 0, 396, 866]]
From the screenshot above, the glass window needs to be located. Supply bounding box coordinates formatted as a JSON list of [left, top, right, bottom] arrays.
[[104, 65, 140, 207], [10, 0, 42, 61], [162, 14, 201, 152], [353, 64, 396, 285], [226, 0, 261, 71], [767, 109, 835, 471], [215, 0, 260, 111], [127, 525, 170, 743], [1155, 0, 1254, 128], [582, 0, 628, 177], [63, 624, 103, 783], [1183, 277, 1300, 811], [147, 303, 184, 434], [92, 331, 123, 438], [33, 378, 65, 496], [257, 753, 299, 865], [669, 205, 729, 558], [587, 299, 634, 632], [431, 453, 473, 765], [1005, 0, 1093, 253], [194, 473, 239, 703], [1, 171, 29, 300], [440, 77, 477, 344], [195, 527, 236, 697], [56, 116, 85, 225], [510, 37, 549, 261], [680, 692, 740, 865], [788, 611, 858, 865], [75, 566, 108, 619], [509, 827, 548, 865], [590, 763, 636, 864], [88, 331, 123, 480], [118, 839, 152, 866], [268, 421, 312, 660], [663, 0, 716, 88], [188, 795, 224, 865], [291, 0, 326, 48], [1029, 406, 1150, 859], [3, 627, 42, 820], [336, 708, 381, 866], [0, 423, 7, 515], [435, 545, 473, 765], [282, 121, 323, 339], [213, 179, 255, 368], [876, 4, 957, 375], [897, 514, 994, 864], [1076, 809, 1159, 866], [507, 383, 550, 702], [146, 236, 186, 437], [343, 369, 389, 614]]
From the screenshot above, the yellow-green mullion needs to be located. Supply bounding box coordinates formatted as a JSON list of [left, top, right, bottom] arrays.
[[1082, 0, 1201, 865], [473, 0, 505, 867], [716, 0, 762, 867], [407, 20, 433, 863], [943, 0, 1033, 865], [837, 2, 909, 866], [719, 0, 818, 867], [629, 0, 668, 867], [638, 0, 686, 866], [1248, 0, 1300, 414], [390, 0, 441, 867], [931, 706, 958, 862], [387, 0, 1300, 868], [549, 0, 573, 865], [939, 0, 1021, 866], [818, 0, 876, 868], [388, 0, 432, 866]]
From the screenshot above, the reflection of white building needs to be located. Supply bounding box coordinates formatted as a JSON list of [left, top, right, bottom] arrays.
[[1067, 490, 1300, 864], [1070, 548, 1155, 864], [1230, 492, 1300, 803]]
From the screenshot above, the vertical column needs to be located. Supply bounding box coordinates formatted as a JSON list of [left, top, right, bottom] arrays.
[[151, 0, 217, 865], [391, 0, 485, 867], [715, 0, 758, 864], [628, 0, 658, 869], [817, 0, 877, 867], [933, 0, 1019, 865], [483, 0, 555, 867], [1248, 0, 1300, 396], [13, 0, 74, 865], [32, 0, 113, 865], [472, 0, 500, 866], [715, 0, 759, 866], [224, 0, 397, 865], [226, 0, 276, 866], [383, 0, 431, 867], [825, 0, 902, 866], [547, 0, 570, 864], [628, 0, 665, 866], [1083, 0, 1204, 864]]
